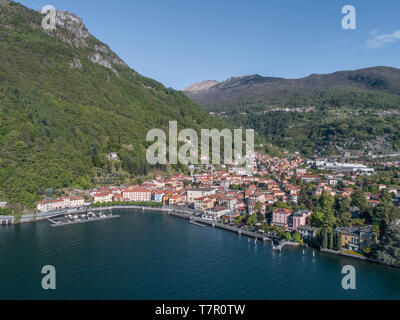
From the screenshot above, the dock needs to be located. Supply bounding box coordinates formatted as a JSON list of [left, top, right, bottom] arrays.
[[273, 240, 287, 251], [188, 220, 205, 227], [166, 210, 272, 242], [273, 240, 300, 251], [48, 214, 120, 227]]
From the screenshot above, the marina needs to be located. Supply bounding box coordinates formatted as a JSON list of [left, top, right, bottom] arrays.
[[47, 211, 120, 227]]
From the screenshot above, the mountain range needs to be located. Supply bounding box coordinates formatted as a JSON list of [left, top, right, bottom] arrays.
[[184, 67, 400, 111], [184, 67, 400, 157]]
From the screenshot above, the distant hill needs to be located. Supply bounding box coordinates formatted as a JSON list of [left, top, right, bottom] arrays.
[[184, 80, 219, 93], [184, 68, 400, 157], [184, 67, 400, 111], [0, 1, 223, 208]]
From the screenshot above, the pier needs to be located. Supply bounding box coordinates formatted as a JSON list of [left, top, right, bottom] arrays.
[[273, 240, 287, 251], [273, 240, 301, 251], [188, 221, 205, 227], [48, 212, 120, 227]]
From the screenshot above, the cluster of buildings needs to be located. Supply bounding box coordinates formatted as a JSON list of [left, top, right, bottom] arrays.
[[262, 106, 316, 114], [34, 152, 399, 255], [312, 160, 375, 175], [92, 186, 152, 203], [36, 154, 395, 220], [36, 196, 85, 213]]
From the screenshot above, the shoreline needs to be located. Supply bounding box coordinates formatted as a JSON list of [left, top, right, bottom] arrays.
[[4, 205, 400, 270], [320, 248, 400, 269]]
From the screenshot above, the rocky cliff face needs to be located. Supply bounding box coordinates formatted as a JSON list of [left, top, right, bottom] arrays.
[[47, 9, 128, 75], [184, 80, 219, 93], [55, 10, 89, 40]]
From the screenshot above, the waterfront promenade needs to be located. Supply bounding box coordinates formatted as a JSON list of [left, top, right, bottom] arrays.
[[165, 209, 273, 242], [38, 204, 275, 242], [5, 204, 399, 269]]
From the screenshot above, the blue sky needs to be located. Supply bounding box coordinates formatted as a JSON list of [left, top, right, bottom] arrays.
[[17, 0, 400, 89]]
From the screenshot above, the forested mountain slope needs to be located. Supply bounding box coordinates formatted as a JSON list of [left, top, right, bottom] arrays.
[[0, 1, 222, 208]]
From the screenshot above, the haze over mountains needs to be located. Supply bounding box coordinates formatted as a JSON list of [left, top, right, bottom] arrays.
[[0, 1, 222, 207]]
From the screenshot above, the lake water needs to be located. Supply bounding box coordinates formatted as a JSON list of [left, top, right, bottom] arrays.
[[0, 209, 399, 300]]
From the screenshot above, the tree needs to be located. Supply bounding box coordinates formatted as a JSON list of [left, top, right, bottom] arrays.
[[293, 232, 301, 242], [285, 232, 292, 241], [310, 211, 324, 228], [298, 186, 311, 208], [277, 227, 286, 238], [321, 229, 328, 249], [374, 225, 400, 266], [328, 231, 334, 250], [335, 232, 342, 251], [380, 205, 399, 237], [114, 162, 121, 172], [254, 201, 263, 216], [319, 191, 335, 210], [380, 189, 393, 204], [247, 213, 258, 227], [351, 189, 368, 211], [373, 203, 399, 237], [322, 208, 336, 229]]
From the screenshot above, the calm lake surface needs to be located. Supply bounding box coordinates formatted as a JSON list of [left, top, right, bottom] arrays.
[[0, 209, 399, 300]]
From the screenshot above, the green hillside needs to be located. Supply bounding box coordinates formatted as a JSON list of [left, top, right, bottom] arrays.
[[0, 1, 223, 208], [184, 69, 400, 156]]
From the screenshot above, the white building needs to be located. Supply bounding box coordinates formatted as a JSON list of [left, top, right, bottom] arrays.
[[202, 206, 230, 221], [314, 160, 374, 175], [122, 188, 152, 202], [93, 192, 113, 203], [36, 196, 84, 213], [186, 188, 216, 203]]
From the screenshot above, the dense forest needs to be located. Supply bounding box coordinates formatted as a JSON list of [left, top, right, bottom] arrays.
[[237, 106, 400, 156], [0, 1, 225, 208]]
